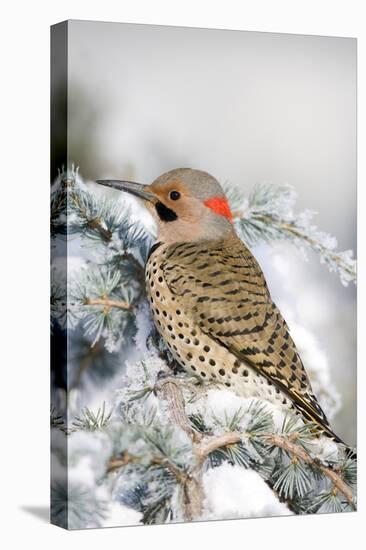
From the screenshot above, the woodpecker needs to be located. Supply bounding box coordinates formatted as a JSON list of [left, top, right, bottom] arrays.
[[97, 168, 347, 446]]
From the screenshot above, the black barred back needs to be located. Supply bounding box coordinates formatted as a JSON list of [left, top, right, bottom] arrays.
[[155, 237, 340, 442]]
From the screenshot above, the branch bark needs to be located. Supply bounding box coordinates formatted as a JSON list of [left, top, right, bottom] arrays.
[[154, 366, 204, 521], [154, 376, 195, 438], [84, 297, 131, 310], [107, 452, 138, 473], [196, 432, 241, 464], [264, 433, 355, 507]]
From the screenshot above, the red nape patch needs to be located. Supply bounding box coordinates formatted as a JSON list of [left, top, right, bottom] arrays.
[[203, 196, 233, 222]]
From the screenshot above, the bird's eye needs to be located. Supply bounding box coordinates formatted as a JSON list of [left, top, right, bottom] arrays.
[[169, 190, 181, 201]]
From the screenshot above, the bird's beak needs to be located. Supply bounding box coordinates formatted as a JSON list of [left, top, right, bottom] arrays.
[[95, 179, 156, 203]]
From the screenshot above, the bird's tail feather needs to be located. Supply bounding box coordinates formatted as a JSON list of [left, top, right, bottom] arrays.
[[321, 425, 357, 461]]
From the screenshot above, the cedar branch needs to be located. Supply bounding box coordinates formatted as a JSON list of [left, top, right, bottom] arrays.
[[251, 214, 356, 281], [197, 431, 355, 508], [105, 365, 355, 518], [264, 433, 355, 507], [105, 426, 356, 518]]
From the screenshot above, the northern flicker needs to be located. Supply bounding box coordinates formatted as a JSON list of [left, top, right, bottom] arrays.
[[97, 168, 346, 446]]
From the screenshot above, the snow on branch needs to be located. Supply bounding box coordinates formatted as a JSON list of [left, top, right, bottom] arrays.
[[51, 350, 356, 528]]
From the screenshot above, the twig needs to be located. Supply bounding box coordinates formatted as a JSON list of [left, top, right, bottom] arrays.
[[196, 432, 241, 464], [255, 214, 356, 282], [195, 430, 355, 510], [264, 433, 355, 507], [84, 252, 146, 314], [68, 190, 113, 243], [87, 218, 112, 242], [107, 452, 189, 485], [151, 456, 188, 485], [107, 451, 189, 478], [107, 452, 141, 473], [84, 297, 131, 310]]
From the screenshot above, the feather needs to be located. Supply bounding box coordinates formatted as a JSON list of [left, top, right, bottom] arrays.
[[161, 236, 339, 441]]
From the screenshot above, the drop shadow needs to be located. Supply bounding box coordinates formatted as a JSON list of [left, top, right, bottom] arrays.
[[20, 506, 49, 523]]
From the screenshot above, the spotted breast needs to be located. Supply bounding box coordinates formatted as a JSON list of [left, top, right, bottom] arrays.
[[145, 237, 340, 442]]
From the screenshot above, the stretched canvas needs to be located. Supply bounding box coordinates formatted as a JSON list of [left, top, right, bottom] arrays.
[[50, 20, 357, 529]]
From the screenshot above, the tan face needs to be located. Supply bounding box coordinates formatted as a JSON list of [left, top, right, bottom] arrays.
[[96, 168, 235, 244], [145, 180, 206, 222], [142, 179, 234, 244]]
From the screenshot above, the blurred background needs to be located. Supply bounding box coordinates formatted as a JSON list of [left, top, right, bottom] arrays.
[[66, 21, 356, 444]]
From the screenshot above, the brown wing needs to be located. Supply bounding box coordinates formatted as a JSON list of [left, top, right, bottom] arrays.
[[162, 238, 340, 441]]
